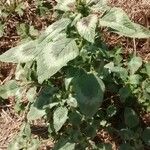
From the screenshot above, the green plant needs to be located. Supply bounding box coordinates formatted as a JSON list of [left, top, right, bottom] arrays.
[[0, 0, 25, 16], [0, 0, 150, 149]]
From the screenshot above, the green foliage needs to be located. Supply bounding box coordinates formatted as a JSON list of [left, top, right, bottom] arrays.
[[0, 0, 25, 16], [0, 0, 150, 149]]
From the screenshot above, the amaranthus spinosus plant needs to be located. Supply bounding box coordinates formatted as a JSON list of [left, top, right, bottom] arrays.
[[0, 0, 150, 149]]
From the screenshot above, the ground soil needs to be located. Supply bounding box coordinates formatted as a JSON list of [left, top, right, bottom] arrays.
[[0, 0, 150, 150]]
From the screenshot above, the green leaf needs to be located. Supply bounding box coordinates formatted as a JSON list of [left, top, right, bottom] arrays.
[[0, 80, 20, 99], [124, 107, 139, 128], [53, 107, 68, 132], [119, 86, 131, 102], [27, 86, 53, 120], [99, 7, 150, 38], [88, 0, 110, 12], [76, 14, 98, 43], [107, 105, 117, 117], [54, 138, 75, 150], [27, 105, 46, 121], [120, 143, 134, 150], [26, 87, 37, 103], [0, 18, 71, 64], [55, 0, 76, 12], [142, 127, 150, 146], [129, 74, 141, 85], [128, 56, 142, 75], [67, 95, 78, 108], [0, 40, 38, 63], [73, 71, 105, 117], [145, 62, 150, 77], [42, 18, 71, 39], [58, 142, 75, 150], [37, 37, 79, 83]]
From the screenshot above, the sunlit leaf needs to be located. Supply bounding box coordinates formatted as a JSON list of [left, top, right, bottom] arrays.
[[37, 37, 79, 83], [99, 7, 150, 38], [0, 40, 38, 63], [128, 56, 142, 75], [0, 80, 20, 99], [53, 107, 68, 132], [55, 0, 76, 12], [77, 14, 98, 43]]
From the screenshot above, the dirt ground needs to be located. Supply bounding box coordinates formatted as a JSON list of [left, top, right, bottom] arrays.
[[0, 0, 150, 149]]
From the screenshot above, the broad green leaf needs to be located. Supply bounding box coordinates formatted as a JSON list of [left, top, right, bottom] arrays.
[[27, 86, 53, 120], [37, 37, 79, 83], [0, 18, 71, 64], [142, 127, 150, 146], [54, 137, 75, 150], [124, 107, 139, 128], [87, 0, 110, 12], [27, 105, 46, 121], [73, 71, 105, 117], [43, 18, 71, 38], [99, 7, 150, 38], [53, 107, 68, 132], [86, 0, 107, 5], [128, 56, 142, 75], [0, 40, 38, 63], [55, 0, 76, 12], [0, 80, 20, 99], [76, 14, 98, 43]]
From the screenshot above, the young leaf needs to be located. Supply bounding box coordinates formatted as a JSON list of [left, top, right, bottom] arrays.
[[27, 104, 46, 121], [99, 7, 150, 38], [0, 80, 20, 99], [55, 0, 76, 12], [76, 14, 98, 43], [124, 107, 139, 128], [37, 37, 79, 83], [53, 107, 68, 132], [72, 71, 105, 117], [0, 40, 38, 63], [128, 56, 142, 75]]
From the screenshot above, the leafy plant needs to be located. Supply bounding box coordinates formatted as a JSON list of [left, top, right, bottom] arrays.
[[0, 0, 25, 16], [0, 0, 150, 149]]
